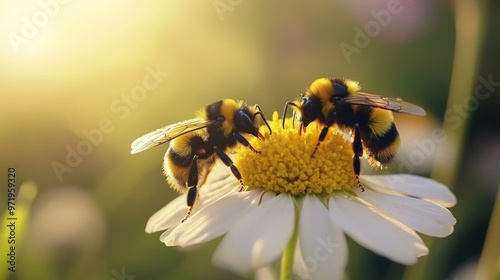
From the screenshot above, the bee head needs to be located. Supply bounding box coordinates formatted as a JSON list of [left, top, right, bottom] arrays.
[[234, 109, 260, 138], [300, 96, 322, 127]]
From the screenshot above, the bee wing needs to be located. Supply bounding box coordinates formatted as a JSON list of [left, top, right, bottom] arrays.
[[341, 92, 426, 116], [131, 118, 216, 154]]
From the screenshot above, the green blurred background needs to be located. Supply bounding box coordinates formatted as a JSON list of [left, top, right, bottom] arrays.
[[1, 0, 499, 279]]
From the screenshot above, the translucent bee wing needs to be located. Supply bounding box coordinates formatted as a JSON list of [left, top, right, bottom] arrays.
[[341, 92, 426, 116], [131, 118, 216, 154]]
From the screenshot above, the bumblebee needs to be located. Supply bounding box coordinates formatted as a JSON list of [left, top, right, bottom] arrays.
[[131, 99, 272, 221], [283, 77, 426, 191]]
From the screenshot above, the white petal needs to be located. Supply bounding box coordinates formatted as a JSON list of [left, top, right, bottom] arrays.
[[212, 193, 295, 275], [199, 160, 241, 204], [145, 194, 186, 233], [299, 195, 347, 280], [255, 266, 278, 280], [293, 242, 312, 280], [361, 174, 457, 207], [329, 195, 428, 265], [161, 190, 261, 247], [145, 162, 239, 234], [356, 189, 456, 237]]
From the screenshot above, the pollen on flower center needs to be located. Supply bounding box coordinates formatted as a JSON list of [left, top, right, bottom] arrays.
[[235, 112, 357, 196]]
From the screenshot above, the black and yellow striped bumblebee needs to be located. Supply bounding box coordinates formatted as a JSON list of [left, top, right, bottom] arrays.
[[283, 77, 426, 191], [131, 99, 271, 221]]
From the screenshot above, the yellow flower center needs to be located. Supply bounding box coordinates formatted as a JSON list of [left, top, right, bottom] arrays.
[[236, 112, 357, 196]]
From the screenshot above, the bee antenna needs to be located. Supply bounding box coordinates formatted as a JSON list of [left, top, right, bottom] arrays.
[[254, 105, 272, 135], [282, 101, 297, 128]]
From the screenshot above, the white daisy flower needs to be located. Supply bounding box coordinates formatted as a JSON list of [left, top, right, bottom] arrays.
[[146, 113, 457, 280]]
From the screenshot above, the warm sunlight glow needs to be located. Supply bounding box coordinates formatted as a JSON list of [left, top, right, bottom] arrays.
[[1, 0, 159, 84]]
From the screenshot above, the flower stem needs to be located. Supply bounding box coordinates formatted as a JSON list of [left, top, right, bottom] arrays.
[[476, 183, 500, 280], [280, 198, 301, 280]]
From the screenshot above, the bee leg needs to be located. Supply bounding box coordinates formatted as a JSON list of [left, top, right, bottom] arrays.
[[182, 187, 197, 223], [213, 146, 245, 191], [182, 155, 200, 223], [312, 112, 336, 156], [353, 125, 365, 192], [233, 132, 261, 154]]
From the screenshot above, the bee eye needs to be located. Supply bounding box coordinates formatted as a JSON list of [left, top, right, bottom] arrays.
[[235, 111, 257, 134], [302, 97, 322, 126]]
